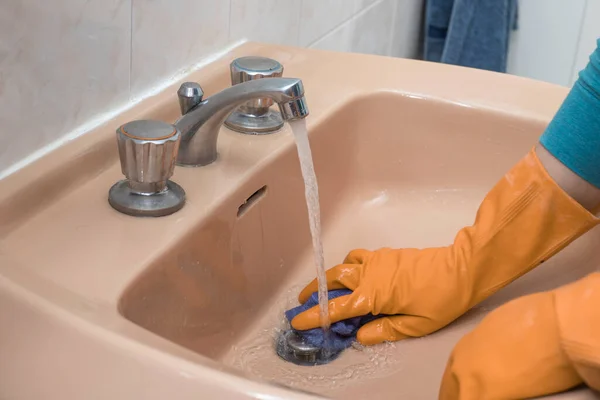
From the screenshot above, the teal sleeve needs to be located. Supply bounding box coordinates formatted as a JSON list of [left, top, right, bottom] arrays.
[[539, 39, 600, 188]]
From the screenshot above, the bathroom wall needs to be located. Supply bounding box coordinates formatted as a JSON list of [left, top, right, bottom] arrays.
[[0, 0, 424, 179], [507, 0, 600, 87], [571, 0, 600, 84]]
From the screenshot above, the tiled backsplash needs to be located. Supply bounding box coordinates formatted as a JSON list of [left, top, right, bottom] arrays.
[[0, 0, 423, 178]]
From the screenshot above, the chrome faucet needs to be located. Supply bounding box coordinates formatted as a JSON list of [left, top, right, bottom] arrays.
[[174, 77, 309, 166], [108, 59, 309, 217]]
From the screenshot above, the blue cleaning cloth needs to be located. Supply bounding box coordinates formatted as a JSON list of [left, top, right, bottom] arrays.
[[540, 39, 600, 189], [284, 289, 380, 352], [424, 0, 518, 73]]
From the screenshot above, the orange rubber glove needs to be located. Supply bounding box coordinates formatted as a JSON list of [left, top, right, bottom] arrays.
[[439, 272, 600, 400], [291, 148, 599, 344]]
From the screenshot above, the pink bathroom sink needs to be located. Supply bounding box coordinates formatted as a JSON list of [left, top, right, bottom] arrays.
[[1, 42, 598, 399], [120, 92, 600, 399]]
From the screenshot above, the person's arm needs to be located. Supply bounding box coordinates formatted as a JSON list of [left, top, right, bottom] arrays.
[[536, 144, 600, 212], [440, 40, 600, 399]]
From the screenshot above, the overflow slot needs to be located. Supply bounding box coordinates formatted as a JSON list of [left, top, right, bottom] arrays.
[[237, 186, 268, 218]]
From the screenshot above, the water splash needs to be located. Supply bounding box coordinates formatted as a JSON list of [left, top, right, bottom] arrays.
[[226, 285, 402, 393]]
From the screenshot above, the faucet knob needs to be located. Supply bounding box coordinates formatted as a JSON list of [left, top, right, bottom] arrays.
[[225, 56, 285, 134], [108, 120, 186, 217], [230, 56, 284, 85], [177, 82, 204, 115]]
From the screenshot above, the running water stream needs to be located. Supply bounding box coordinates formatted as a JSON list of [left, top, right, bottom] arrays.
[[289, 119, 331, 332]]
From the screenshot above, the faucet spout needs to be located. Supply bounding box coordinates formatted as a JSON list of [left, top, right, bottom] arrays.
[[174, 77, 309, 166]]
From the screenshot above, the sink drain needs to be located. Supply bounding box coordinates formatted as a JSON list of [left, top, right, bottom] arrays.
[[275, 330, 342, 366]]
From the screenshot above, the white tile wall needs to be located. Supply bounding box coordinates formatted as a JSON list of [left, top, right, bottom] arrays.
[[0, 0, 424, 177], [229, 0, 302, 46], [506, 0, 600, 87], [131, 0, 230, 97], [571, 0, 600, 84], [506, 0, 587, 87], [298, 0, 358, 47], [311, 0, 396, 55], [390, 0, 424, 59], [0, 0, 130, 174]]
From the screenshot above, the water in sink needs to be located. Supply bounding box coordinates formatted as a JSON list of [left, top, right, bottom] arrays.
[[289, 119, 331, 332], [227, 282, 403, 393]]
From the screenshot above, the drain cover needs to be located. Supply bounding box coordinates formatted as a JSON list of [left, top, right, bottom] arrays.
[[275, 330, 342, 366]]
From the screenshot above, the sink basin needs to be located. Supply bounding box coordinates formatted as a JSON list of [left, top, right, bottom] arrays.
[[120, 92, 600, 399], [2, 42, 599, 399]]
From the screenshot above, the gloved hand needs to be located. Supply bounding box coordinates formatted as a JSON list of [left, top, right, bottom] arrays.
[[439, 272, 600, 400], [291, 148, 598, 345]]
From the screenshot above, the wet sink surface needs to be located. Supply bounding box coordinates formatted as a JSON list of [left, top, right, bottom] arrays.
[[119, 92, 600, 399]]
